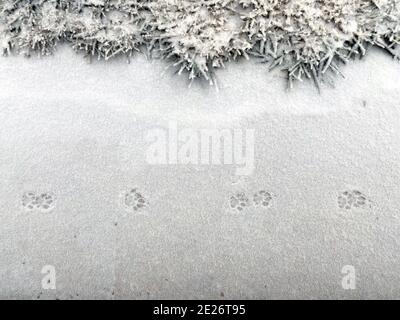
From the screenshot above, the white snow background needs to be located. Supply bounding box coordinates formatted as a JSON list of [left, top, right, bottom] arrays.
[[1, 45, 400, 299]]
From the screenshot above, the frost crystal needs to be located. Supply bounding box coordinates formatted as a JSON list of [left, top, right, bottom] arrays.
[[0, 0, 148, 59], [240, 0, 400, 88], [1, 0, 400, 88], [146, 0, 251, 84]]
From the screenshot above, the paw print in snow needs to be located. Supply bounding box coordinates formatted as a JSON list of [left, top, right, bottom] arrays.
[[22, 192, 56, 212], [229, 192, 251, 212], [123, 188, 147, 212], [338, 190, 371, 210], [253, 190, 273, 208]]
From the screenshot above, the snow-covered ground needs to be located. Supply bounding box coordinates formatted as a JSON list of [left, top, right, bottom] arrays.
[[1, 46, 400, 299]]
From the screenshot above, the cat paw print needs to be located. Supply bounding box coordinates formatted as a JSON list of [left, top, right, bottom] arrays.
[[122, 188, 147, 213], [229, 190, 274, 212], [22, 192, 56, 213], [229, 192, 251, 212], [338, 190, 372, 210], [253, 190, 273, 208]]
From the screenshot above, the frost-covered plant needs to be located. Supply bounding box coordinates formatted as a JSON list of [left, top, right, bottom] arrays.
[[67, 0, 149, 61], [0, 0, 68, 56], [240, 0, 400, 89], [1, 0, 400, 88], [0, 0, 149, 59], [145, 0, 251, 85]]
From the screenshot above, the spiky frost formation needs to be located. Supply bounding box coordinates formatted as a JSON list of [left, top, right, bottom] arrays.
[[146, 0, 251, 84], [0, 0, 149, 59], [0, 0, 67, 55], [68, 0, 149, 60], [1, 0, 400, 88], [240, 0, 400, 88]]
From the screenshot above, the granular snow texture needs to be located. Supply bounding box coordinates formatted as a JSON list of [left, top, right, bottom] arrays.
[[1, 0, 400, 86]]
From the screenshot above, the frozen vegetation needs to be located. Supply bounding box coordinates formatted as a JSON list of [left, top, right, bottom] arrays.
[[1, 0, 400, 87]]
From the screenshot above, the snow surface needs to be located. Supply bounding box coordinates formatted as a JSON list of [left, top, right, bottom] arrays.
[[1, 46, 400, 299]]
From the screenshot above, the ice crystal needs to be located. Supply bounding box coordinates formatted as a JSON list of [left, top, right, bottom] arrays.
[[240, 0, 400, 89], [0, 0, 148, 59], [146, 0, 251, 85], [1, 0, 400, 88]]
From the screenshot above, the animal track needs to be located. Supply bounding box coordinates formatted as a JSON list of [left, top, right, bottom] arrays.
[[230, 190, 273, 212], [122, 188, 147, 212], [253, 190, 273, 208], [230, 192, 251, 212], [22, 192, 56, 212], [338, 190, 371, 210]]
